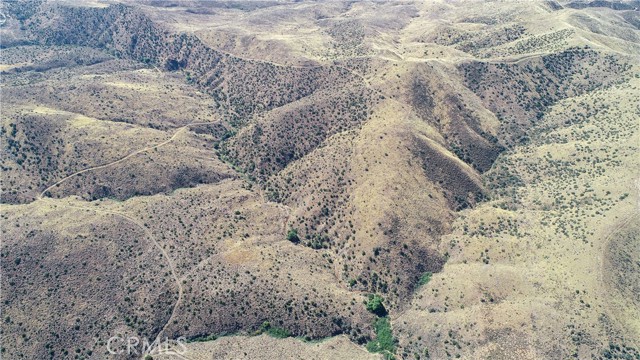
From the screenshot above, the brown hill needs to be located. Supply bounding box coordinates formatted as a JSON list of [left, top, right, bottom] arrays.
[[1, 1, 638, 359]]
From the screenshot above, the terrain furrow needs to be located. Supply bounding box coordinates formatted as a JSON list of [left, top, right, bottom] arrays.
[[38, 121, 222, 200]]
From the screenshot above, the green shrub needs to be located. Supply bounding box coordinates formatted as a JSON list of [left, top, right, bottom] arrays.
[[260, 321, 291, 338], [188, 333, 217, 343], [366, 317, 396, 358], [418, 272, 432, 287], [267, 327, 291, 338], [286, 228, 300, 243], [366, 294, 387, 316]]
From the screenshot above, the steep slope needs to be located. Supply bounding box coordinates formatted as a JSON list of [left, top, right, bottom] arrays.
[[20, 2, 359, 122], [395, 68, 640, 360], [1, 181, 375, 359], [0, 45, 233, 204], [1, 1, 638, 360]]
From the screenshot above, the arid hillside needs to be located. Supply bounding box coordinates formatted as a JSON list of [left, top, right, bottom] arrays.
[[1, 1, 638, 359]]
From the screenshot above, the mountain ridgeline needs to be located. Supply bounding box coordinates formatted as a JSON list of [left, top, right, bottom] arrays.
[[1, 1, 638, 359]]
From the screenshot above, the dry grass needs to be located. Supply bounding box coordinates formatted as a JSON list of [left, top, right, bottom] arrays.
[[394, 73, 640, 359], [1, 1, 638, 359]]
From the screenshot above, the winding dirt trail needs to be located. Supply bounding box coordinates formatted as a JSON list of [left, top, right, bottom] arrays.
[[45, 198, 185, 351], [35, 119, 225, 358], [35, 120, 224, 356], [38, 121, 221, 200]]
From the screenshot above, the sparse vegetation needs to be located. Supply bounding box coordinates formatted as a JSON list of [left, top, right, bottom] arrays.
[[1, 1, 637, 359]]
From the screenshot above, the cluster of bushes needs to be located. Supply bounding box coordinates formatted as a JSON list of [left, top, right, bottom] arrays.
[[364, 294, 396, 359]]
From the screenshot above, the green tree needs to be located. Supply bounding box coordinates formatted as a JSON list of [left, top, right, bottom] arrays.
[[366, 294, 387, 316], [286, 228, 300, 243], [366, 317, 396, 358]]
